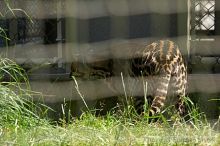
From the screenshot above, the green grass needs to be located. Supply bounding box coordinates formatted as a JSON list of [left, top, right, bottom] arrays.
[[0, 58, 218, 145], [0, 111, 219, 146], [0, 58, 48, 127], [0, 1, 217, 145]]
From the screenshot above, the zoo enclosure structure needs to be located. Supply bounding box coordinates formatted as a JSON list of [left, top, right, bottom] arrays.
[[0, 0, 219, 117]]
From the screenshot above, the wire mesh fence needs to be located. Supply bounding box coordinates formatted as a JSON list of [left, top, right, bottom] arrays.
[[0, 0, 219, 117]]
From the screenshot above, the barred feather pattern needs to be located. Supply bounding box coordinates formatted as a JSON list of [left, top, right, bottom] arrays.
[[70, 40, 187, 116], [129, 40, 187, 115]]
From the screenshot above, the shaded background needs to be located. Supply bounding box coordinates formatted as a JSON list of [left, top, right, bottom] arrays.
[[0, 0, 219, 119]]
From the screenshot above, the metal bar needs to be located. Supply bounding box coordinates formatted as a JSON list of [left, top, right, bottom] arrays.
[[187, 0, 191, 57], [57, 0, 63, 68]]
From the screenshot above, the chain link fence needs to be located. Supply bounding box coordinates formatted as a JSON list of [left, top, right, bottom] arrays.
[[0, 0, 219, 117]]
